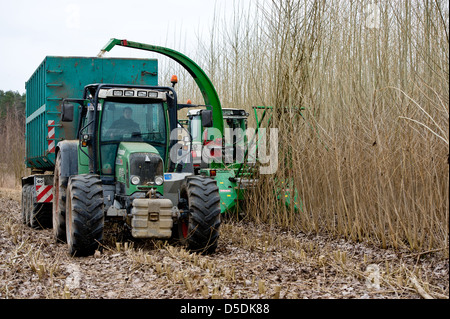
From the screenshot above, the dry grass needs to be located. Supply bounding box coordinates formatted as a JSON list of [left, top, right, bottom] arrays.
[[176, 0, 449, 255], [0, 195, 448, 299], [0, 188, 21, 202]]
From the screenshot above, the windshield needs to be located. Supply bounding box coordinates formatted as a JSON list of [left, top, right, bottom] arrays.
[[99, 100, 167, 175], [101, 101, 166, 144]]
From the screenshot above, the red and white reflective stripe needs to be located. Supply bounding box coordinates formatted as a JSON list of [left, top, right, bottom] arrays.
[[47, 120, 55, 153], [36, 185, 53, 203]]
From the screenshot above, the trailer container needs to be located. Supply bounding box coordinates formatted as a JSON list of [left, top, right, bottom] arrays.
[[25, 56, 158, 171]]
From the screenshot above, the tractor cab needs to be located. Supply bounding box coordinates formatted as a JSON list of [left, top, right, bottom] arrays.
[[64, 84, 179, 199]]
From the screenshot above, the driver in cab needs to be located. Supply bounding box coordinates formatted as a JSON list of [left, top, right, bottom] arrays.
[[107, 107, 140, 139]]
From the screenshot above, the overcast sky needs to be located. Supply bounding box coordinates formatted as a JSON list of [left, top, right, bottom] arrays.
[[0, 0, 242, 94]]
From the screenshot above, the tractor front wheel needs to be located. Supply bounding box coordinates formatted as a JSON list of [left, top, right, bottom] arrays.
[[65, 174, 104, 257], [178, 176, 221, 254]]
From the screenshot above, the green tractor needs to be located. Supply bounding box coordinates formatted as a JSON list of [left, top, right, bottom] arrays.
[[178, 107, 254, 216], [181, 105, 303, 216], [22, 39, 227, 256], [58, 83, 222, 256]]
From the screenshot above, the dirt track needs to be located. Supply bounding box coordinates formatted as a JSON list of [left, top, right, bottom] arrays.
[[0, 189, 448, 300]]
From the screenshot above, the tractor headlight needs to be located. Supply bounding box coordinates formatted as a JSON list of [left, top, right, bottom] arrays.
[[131, 176, 140, 185], [154, 176, 163, 186]]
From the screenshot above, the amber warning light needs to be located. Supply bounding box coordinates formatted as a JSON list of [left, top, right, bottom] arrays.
[[171, 75, 178, 87]]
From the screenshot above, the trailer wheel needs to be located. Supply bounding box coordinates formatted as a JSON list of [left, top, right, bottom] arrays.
[[53, 152, 67, 242], [178, 176, 221, 254], [65, 174, 104, 257], [29, 202, 52, 229], [32, 205, 52, 229], [22, 183, 52, 229], [22, 185, 31, 225]]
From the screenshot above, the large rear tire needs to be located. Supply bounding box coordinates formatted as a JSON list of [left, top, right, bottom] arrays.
[[65, 174, 104, 257], [178, 176, 221, 254], [53, 151, 67, 242]]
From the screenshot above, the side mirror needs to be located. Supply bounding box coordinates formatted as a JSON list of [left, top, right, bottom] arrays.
[[201, 110, 213, 128], [61, 101, 74, 122]]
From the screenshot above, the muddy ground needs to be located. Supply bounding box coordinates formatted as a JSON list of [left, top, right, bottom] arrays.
[[0, 188, 448, 301]]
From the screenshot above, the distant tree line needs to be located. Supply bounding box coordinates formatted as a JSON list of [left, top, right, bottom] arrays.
[[0, 90, 27, 187], [0, 90, 25, 120]]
